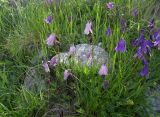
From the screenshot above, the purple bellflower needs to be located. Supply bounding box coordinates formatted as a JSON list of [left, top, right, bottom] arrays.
[[115, 39, 126, 53], [99, 64, 108, 79], [50, 57, 57, 66], [42, 61, 50, 72], [46, 34, 60, 46], [86, 52, 92, 60], [140, 64, 149, 77], [106, 2, 114, 10], [84, 21, 93, 35], [69, 44, 76, 56], [44, 16, 53, 24], [64, 70, 72, 80], [106, 27, 112, 36], [140, 40, 152, 54], [134, 40, 153, 60], [140, 58, 149, 77], [150, 31, 159, 41], [86, 52, 93, 65]]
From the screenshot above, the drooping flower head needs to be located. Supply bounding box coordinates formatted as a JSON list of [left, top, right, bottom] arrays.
[[115, 39, 126, 53], [99, 64, 108, 79], [46, 34, 60, 46], [140, 64, 149, 77], [64, 70, 72, 80], [154, 35, 160, 50], [103, 80, 109, 90], [42, 61, 50, 72], [84, 21, 93, 35], [106, 2, 114, 10], [69, 44, 76, 56], [140, 58, 149, 77], [44, 16, 52, 24], [150, 30, 159, 41], [106, 27, 112, 36], [50, 57, 57, 66]]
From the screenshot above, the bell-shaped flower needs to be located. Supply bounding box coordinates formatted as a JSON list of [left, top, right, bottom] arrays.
[[46, 34, 60, 46], [140, 64, 149, 77], [69, 44, 76, 56], [42, 61, 50, 72], [44, 16, 52, 24], [106, 2, 114, 10], [64, 70, 72, 80], [115, 39, 126, 53], [106, 27, 112, 36], [99, 64, 108, 79], [50, 57, 57, 66], [84, 21, 93, 35]]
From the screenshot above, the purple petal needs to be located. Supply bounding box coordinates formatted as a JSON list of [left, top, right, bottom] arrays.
[[106, 27, 112, 36], [106, 2, 114, 10], [84, 21, 93, 35], [42, 61, 50, 72], [86, 52, 92, 59], [115, 39, 126, 53], [140, 64, 149, 77], [64, 70, 72, 80], [50, 57, 57, 66], [44, 16, 52, 24], [146, 40, 154, 47], [99, 64, 108, 77], [69, 45, 76, 55], [47, 34, 56, 46], [140, 28, 145, 35], [154, 35, 160, 49]]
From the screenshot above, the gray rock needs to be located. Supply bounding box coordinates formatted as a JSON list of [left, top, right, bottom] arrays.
[[24, 67, 46, 93], [24, 44, 108, 93], [54, 44, 108, 66]]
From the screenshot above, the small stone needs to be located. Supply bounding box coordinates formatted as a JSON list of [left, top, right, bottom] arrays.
[[24, 67, 46, 93]]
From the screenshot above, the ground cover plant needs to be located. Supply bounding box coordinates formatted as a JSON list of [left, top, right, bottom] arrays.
[[0, 0, 160, 116]]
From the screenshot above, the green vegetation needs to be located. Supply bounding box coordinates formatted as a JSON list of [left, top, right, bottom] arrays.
[[0, 0, 160, 116]]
